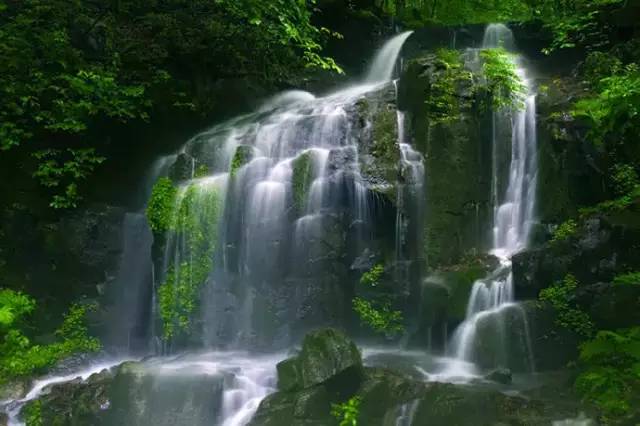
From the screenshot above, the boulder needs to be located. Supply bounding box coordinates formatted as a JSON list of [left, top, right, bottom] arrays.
[[276, 328, 363, 391], [485, 367, 512, 385]]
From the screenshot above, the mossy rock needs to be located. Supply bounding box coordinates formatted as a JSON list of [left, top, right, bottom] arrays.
[[276, 328, 362, 392], [230, 144, 255, 177], [291, 152, 313, 214]]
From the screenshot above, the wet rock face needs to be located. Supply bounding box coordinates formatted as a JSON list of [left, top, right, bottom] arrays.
[[24, 361, 226, 426], [512, 215, 640, 299], [398, 53, 493, 268], [253, 330, 589, 426]]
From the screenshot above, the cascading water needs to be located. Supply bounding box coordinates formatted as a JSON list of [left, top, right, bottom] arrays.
[[1, 31, 417, 426], [447, 23, 537, 375]]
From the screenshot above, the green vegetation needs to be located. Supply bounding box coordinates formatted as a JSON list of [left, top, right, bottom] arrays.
[[613, 272, 640, 287], [158, 183, 222, 340], [575, 327, 640, 421], [291, 152, 313, 213], [480, 48, 527, 110], [374, 0, 531, 25], [230, 146, 255, 177], [573, 64, 640, 146], [353, 264, 404, 336], [0, 289, 100, 383], [0, 0, 341, 209], [539, 274, 594, 337], [146, 177, 178, 233], [353, 297, 404, 337], [23, 399, 43, 426], [550, 219, 578, 244], [360, 264, 384, 288], [426, 49, 473, 124], [331, 396, 361, 426], [194, 164, 210, 179]]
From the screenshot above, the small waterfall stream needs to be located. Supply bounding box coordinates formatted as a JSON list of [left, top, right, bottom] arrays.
[[446, 24, 537, 376]]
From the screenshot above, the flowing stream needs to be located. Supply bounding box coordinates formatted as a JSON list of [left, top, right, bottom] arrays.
[[445, 24, 537, 377]]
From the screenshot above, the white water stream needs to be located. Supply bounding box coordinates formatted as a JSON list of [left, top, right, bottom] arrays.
[[2, 31, 415, 426], [444, 24, 538, 378]]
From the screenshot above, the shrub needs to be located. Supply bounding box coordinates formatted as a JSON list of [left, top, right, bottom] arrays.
[[0, 296, 100, 383], [331, 396, 361, 426], [360, 264, 384, 287], [539, 274, 593, 337], [613, 271, 640, 286], [575, 327, 640, 421], [550, 219, 578, 244], [352, 297, 404, 337]]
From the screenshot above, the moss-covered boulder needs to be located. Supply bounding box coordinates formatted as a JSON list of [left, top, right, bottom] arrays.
[[19, 361, 225, 426], [277, 328, 363, 392], [350, 83, 402, 202]]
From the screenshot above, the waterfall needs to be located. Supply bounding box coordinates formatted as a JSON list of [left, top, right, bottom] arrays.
[[365, 32, 414, 83], [447, 24, 537, 374]]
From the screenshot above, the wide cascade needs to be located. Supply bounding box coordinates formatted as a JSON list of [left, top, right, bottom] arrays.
[[2, 31, 417, 426], [447, 23, 537, 375]]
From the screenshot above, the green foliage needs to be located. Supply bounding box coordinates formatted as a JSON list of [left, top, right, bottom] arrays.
[[550, 219, 578, 244], [0, 289, 35, 329], [610, 164, 639, 197], [0, 297, 100, 383], [0, 0, 341, 209], [581, 52, 623, 88], [575, 327, 640, 421], [534, 0, 625, 54], [146, 177, 178, 233], [23, 400, 43, 426], [613, 272, 640, 287], [360, 264, 384, 288], [480, 48, 527, 110], [426, 49, 473, 124], [375, 0, 532, 25], [539, 274, 594, 337], [572, 63, 640, 146], [331, 396, 361, 426], [291, 152, 313, 213], [32, 149, 106, 209], [353, 297, 404, 337], [158, 183, 222, 340]]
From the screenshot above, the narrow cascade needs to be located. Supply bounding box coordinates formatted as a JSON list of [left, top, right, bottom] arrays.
[[394, 399, 419, 426], [447, 24, 537, 375]]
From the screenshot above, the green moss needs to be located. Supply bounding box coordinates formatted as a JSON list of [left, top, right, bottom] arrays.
[[371, 107, 398, 161], [230, 145, 254, 177], [158, 183, 222, 340], [146, 177, 178, 233], [291, 151, 312, 213], [194, 163, 210, 178]]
